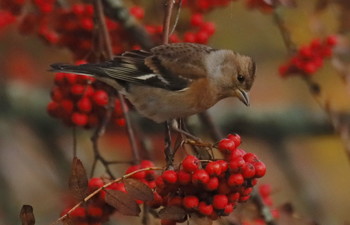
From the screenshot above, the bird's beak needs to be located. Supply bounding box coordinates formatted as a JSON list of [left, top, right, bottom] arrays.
[[235, 89, 250, 106]]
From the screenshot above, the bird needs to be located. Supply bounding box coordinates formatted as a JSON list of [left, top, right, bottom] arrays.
[[50, 43, 256, 124]]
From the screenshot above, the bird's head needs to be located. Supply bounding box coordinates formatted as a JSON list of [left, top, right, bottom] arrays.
[[231, 54, 256, 106]]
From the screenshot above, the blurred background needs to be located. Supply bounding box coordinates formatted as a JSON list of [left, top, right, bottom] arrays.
[[0, 0, 350, 225]]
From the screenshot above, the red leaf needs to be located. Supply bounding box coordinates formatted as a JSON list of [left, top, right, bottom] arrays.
[[124, 178, 154, 201], [69, 157, 88, 201], [158, 206, 187, 221], [105, 190, 141, 216], [20, 205, 35, 225]]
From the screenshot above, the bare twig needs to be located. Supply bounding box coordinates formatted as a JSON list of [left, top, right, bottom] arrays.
[[169, 0, 183, 36], [52, 167, 163, 225], [162, 0, 176, 44], [94, 0, 141, 163], [101, 0, 154, 49]]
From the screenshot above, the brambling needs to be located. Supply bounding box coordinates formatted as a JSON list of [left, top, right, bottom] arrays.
[[50, 43, 256, 123]]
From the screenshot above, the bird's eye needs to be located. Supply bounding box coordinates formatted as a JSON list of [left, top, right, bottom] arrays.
[[237, 75, 245, 83]]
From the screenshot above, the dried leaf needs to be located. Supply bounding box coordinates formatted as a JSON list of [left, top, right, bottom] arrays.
[[20, 205, 35, 225], [189, 213, 213, 225], [69, 157, 88, 201], [105, 190, 141, 216], [158, 206, 187, 221], [124, 178, 154, 201]]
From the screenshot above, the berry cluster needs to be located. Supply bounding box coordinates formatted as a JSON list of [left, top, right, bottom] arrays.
[[149, 134, 266, 224], [61, 160, 156, 225], [47, 63, 126, 128], [279, 35, 337, 77]]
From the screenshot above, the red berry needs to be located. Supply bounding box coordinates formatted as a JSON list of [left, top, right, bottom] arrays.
[[60, 99, 74, 115], [51, 87, 64, 102], [217, 180, 231, 194], [167, 196, 182, 206], [54, 73, 66, 85], [254, 161, 266, 178], [93, 90, 109, 106], [227, 174, 244, 187], [242, 163, 256, 178], [218, 138, 236, 154], [201, 22, 216, 35], [223, 203, 234, 215], [107, 182, 126, 192], [243, 153, 258, 163], [70, 207, 86, 218], [130, 6, 144, 20], [192, 169, 210, 184], [177, 170, 192, 185], [88, 177, 104, 191], [162, 170, 178, 184], [71, 112, 88, 126], [204, 177, 219, 191], [126, 165, 145, 179], [239, 195, 250, 202], [183, 195, 199, 209], [182, 155, 199, 172], [227, 134, 241, 147], [228, 192, 240, 203], [190, 13, 204, 27], [212, 194, 228, 210], [149, 191, 163, 208], [259, 184, 271, 198], [65, 73, 77, 84], [205, 161, 222, 176], [70, 84, 85, 96], [228, 156, 245, 172], [183, 32, 196, 43], [198, 201, 213, 216], [47, 101, 59, 117], [216, 160, 228, 173], [195, 31, 209, 44], [240, 187, 253, 196], [87, 206, 103, 218], [326, 35, 337, 46], [77, 97, 92, 113]]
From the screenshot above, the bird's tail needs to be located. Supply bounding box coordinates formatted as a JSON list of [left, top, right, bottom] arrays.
[[49, 63, 106, 77]]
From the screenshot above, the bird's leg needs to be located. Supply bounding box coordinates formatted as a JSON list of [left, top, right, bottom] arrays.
[[170, 119, 201, 141]]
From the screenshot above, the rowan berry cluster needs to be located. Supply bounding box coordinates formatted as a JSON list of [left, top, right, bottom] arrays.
[[150, 134, 266, 224], [279, 35, 337, 77], [47, 62, 126, 128]]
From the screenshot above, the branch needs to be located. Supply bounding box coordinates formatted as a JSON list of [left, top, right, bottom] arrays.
[[101, 0, 154, 49]]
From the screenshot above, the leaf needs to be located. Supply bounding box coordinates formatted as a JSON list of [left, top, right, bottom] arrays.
[[105, 189, 141, 216], [20, 205, 35, 225], [69, 157, 88, 201], [158, 206, 187, 221], [124, 178, 154, 201]]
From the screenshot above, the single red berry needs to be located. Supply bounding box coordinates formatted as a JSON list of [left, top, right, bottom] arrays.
[[239, 195, 251, 202], [50, 87, 64, 102], [162, 170, 178, 184], [228, 156, 245, 172], [299, 46, 313, 58], [65, 73, 77, 84], [254, 161, 266, 178], [130, 6, 144, 20], [227, 133, 242, 147], [198, 201, 213, 216], [228, 192, 240, 203], [201, 22, 216, 35], [223, 203, 234, 215], [326, 35, 337, 46], [88, 177, 104, 191], [87, 206, 103, 218], [70, 207, 86, 218], [190, 13, 204, 27], [54, 73, 65, 85], [227, 174, 244, 187], [107, 182, 126, 192], [242, 163, 256, 178], [205, 161, 222, 176], [60, 99, 74, 115], [243, 153, 258, 163], [259, 184, 271, 198], [204, 177, 219, 191], [240, 187, 253, 196], [218, 138, 236, 154], [77, 97, 92, 113], [183, 32, 196, 43], [216, 160, 228, 173], [182, 155, 199, 173], [126, 165, 145, 179], [47, 101, 59, 117], [212, 194, 228, 210], [177, 170, 192, 185], [167, 196, 182, 206], [195, 31, 209, 44], [192, 169, 210, 184], [71, 112, 88, 126], [70, 84, 85, 96], [93, 90, 109, 106], [183, 195, 199, 209]]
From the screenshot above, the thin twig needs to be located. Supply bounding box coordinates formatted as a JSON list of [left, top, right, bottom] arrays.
[[95, 0, 141, 163], [162, 0, 175, 44], [169, 0, 183, 36], [72, 127, 77, 157], [52, 167, 163, 225]]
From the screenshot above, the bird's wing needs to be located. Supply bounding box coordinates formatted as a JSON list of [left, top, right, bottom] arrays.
[[50, 43, 215, 91]]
